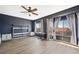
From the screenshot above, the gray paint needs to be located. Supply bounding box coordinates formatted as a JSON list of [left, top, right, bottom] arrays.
[[0, 14, 32, 34]]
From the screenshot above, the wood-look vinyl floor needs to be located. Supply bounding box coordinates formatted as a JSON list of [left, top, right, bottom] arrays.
[[0, 37, 79, 54]]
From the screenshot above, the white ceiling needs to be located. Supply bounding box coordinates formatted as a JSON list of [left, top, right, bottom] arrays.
[[0, 5, 76, 20]]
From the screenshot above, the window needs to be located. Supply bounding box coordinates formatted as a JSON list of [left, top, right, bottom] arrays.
[[58, 17, 69, 28], [35, 20, 42, 32], [56, 16, 70, 36]]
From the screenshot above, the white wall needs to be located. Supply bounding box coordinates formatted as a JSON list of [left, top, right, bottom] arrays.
[[0, 5, 75, 20]]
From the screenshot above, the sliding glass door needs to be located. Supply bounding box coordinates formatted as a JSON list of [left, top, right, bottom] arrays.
[[54, 16, 71, 42]]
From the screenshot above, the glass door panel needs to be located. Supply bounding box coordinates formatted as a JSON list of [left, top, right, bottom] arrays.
[[55, 16, 71, 42]]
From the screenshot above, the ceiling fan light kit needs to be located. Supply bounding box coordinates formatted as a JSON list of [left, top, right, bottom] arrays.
[[21, 6, 38, 16]]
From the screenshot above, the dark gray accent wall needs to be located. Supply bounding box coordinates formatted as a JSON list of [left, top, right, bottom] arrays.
[[43, 18, 47, 33], [0, 14, 32, 34], [31, 20, 35, 32]]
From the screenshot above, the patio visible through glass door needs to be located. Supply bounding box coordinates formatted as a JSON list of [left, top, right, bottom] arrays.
[[55, 16, 72, 42]]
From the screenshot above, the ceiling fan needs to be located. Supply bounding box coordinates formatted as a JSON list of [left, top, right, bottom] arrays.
[[21, 6, 38, 16]]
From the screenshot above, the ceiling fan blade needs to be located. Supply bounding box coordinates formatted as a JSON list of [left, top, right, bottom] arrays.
[[21, 11, 28, 13], [31, 8, 37, 12], [21, 6, 28, 11], [32, 12, 38, 15]]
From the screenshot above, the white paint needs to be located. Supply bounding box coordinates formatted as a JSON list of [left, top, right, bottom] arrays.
[[0, 0, 79, 5], [0, 5, 76, 20]]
